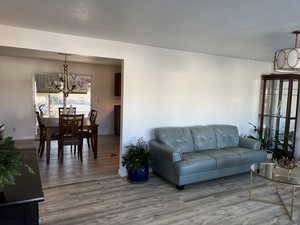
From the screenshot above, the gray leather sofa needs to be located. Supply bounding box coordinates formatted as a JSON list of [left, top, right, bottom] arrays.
[[149, 125, 267, 190]]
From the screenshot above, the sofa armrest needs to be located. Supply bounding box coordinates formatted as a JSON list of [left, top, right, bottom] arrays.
[[239, 137, 261, 150], [149, 140, 182, 162]]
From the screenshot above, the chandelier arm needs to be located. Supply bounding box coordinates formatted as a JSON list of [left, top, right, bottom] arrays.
[[50, 53, 80, 100]]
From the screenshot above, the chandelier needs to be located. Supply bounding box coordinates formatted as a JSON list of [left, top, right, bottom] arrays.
[[274, 31, 300, 72], [49, 53, 80, 98]]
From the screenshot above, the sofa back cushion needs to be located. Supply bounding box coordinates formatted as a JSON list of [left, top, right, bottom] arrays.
[[190, 126, 217, 151], [213, 125, 239, 148], [154, 127, 194, 153]]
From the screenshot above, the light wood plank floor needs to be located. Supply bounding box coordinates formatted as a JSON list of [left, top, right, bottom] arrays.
[[16, 135, 120, 188], [40, 173, 300, 225], [16, 137, 300, 225]]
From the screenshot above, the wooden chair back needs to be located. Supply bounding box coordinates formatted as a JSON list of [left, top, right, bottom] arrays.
[[58, 107, 77, 115], [59, 114, 84, 139], [35, 111, 44, 128], [89, 109, 98, 124], [38, 104, 45, 117]]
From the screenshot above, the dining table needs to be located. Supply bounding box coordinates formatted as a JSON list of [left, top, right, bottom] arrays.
[[40, 117, 99, 164]]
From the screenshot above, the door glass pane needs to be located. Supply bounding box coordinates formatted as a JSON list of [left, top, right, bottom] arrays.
[[261, 79, 289, 151], [279, 80, 289, 117], [290, 80, 298, 118], [275, 117, 285, 150], [262, 115, 276, 149], [264, 80, 272, 115], [264, 80, 282, 116]]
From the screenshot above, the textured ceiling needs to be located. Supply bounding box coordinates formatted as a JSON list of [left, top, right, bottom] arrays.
[[0, 0, 299, 61]]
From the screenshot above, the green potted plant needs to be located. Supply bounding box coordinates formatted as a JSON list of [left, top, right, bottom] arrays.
[[0, 137, 34, 195], [122, 137, 150, 182]]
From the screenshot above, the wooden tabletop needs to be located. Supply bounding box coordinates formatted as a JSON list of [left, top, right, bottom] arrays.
[[41, 117, 96, 128]]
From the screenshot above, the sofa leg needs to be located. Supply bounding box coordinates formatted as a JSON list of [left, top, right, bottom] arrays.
[[176, 185, 184, 191]]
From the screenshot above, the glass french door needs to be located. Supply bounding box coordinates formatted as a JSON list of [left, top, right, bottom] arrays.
[[260, 74, 300, 157]]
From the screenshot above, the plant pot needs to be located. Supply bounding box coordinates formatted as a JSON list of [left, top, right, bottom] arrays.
[[265, 150, 273, 161], [127, 165, 149, 182]]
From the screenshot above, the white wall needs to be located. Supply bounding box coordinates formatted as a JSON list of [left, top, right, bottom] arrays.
[[0, 55, 121, 138], [0, 25, 272, 176]]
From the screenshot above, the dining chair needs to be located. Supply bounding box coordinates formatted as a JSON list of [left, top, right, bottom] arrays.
[[38, 104, 46, 117], [58, 107, 77, 115], [36, 111, 60, 159], [59, 107, 77, 153], [58, 114, 84, 163], [38, 108, 44, 117], [82, 109, 98, 151], [35, 111, 46, 157], [90, 109, 98, 124]]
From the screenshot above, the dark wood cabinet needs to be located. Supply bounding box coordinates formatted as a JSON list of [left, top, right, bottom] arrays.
[[114, 73, 121, 97], [259, 74, 300, 158], [0, 149, 44, 225], [114, 105, 121, 136], [0, 202, 39, 225]]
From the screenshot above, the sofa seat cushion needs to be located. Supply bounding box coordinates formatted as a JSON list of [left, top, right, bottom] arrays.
[[224, 147, 267, 164], [154, 127, 194, 153], [213, 125, 239, 149], [175, 152, 217, 176], [202, 149, 242, 169], [190, 126, 217, 151]]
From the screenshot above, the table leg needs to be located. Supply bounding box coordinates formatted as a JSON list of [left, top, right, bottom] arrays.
[[249, 171, 254, 200], [276, 184, 296, 220], [249, 169, 300, 221], [46, 129, 51, 164], [291, 185, 295, 219], [93, 125, 98, 159]]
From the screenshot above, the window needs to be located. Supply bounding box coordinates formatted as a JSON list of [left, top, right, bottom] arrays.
[[34, 74, 91, 117]]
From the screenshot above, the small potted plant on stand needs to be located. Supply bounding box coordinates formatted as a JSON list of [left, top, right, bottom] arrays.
[[122, 138, 150, 182], [248, 122, 273, 160], [0, 137, 34, 200]]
